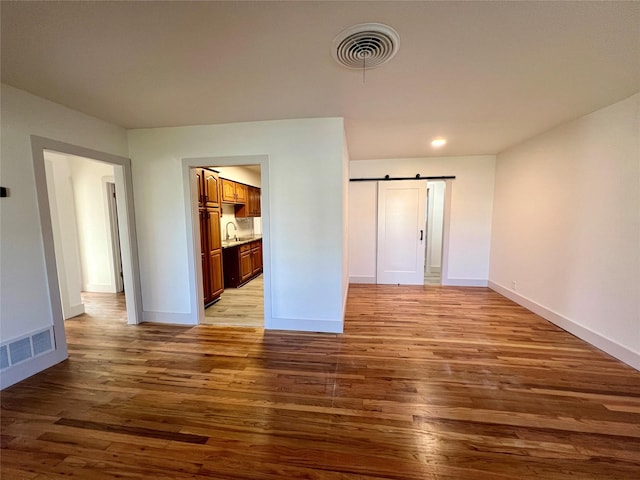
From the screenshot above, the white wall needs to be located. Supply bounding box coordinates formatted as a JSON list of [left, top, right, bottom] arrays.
[[489, 93, 640, 369], [348, 181, 378, 283], [127, 118, 347, 332], [68, 156, 117, 293], [44, 153, 85, 318], [349, 156, 496, 286], [216, 166, 261, 187], [0, 84, 129, 387]]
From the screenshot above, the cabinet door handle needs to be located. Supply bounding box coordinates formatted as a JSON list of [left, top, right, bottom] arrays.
[[420, 230, 424, 241]]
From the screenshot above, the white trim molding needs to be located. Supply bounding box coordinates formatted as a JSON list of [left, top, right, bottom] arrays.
[[442, 278, 488, 287], [349, 275, 376, 284], [489, 281, 640, 371], [267, 316, 344, 334], [83, 284, 117, 294], [142, 311, 197, 326], [65, 304, 86, 318]]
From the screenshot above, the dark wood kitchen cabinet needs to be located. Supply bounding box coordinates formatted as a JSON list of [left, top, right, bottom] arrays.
[[221, 178, 247, 204], [236, 186, 261, 218], [239, 244, 253, 284], [202, 169, 221, 208], [195, 168, 224, 305], [223, 239, 262, 288], [251, 240, 262, 275], [196, 168, 221, 208]]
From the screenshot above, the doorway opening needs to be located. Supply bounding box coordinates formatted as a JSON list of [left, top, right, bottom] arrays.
[[193, 165, 263, 327], [182, 155, 270, 328], [43, 150, 128, 323], [31, 136, 143, 360], [424, 181, 446, 285]]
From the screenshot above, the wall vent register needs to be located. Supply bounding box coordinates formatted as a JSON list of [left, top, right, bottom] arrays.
[[0, 327, 54, 370]]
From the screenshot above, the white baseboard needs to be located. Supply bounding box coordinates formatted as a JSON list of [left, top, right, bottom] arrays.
[[266, 316, 344, 333], [0, 347, 67, 390], [342, 283, 350, 319], [349, 275, 376, 284], [64, 303, 85, 318], [84, 283, 116, 293], [489, 281, 640, 371], [441, 278, 488, 287], [142, 311, 197, 325]]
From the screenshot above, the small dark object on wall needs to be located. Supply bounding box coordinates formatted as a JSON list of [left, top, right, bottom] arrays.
[[0, 187, 8, 198]]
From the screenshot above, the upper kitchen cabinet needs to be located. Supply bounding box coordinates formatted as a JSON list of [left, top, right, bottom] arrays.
[[221, 178, 246, 204], [194, 167, 221, 207], [195, 168, 204, 205], [236, 185, 261, 218], [249, 186, 261, 216], [235, 182, 247, 203], [203, 170, 220, 208]]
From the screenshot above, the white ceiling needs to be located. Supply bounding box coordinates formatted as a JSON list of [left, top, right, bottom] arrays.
[[2, 1, 638, 160]]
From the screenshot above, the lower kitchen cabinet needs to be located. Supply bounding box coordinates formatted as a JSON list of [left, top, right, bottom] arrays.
[[239, 244, 253, 284], [223, 239, 263, 288], [251, 240, 262, 275], [208, 250, 224, 299]]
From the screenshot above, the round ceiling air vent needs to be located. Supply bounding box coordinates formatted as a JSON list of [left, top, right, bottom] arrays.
[[332, 23, 400, 70]]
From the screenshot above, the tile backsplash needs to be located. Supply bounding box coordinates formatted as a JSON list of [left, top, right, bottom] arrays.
[[220, 204, 259, 239]]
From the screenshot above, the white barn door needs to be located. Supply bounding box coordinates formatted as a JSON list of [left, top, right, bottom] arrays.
[[376, 180, 427, 285]]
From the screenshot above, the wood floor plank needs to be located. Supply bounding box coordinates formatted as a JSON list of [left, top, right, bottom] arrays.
[[203, 274, 264, 327], [2, 285, 640, 479]]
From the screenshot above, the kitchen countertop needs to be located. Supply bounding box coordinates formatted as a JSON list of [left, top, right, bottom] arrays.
[[221, 235, 262, 249]]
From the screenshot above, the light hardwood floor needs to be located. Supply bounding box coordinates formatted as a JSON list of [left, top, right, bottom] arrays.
[[2, 285, 640, 479], [203, 274, 263, 327]]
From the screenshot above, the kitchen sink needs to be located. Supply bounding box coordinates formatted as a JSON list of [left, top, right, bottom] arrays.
[[221, 235, 261, 248]]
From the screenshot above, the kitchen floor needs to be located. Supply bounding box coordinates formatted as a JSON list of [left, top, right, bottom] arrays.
[[203, 275, 263, 327]]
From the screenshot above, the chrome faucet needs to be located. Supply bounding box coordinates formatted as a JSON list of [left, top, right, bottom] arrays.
[[225, 222, 237, 241]]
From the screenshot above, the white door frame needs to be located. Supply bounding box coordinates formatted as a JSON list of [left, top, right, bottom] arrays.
[[440, 179, 453, 285], [181, 155, 271, 326], [425, 185, 433, 275], [106, 181, 125, 293], [425, 180, 446, 280], [31, 136, 143, 356]]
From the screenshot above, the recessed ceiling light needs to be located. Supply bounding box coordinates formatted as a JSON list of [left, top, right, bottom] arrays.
[[431, 138, 447, 148]]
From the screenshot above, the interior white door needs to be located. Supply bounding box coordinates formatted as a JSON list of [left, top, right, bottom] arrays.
[[377, 180, 427, 285], [107, 182, 125, 293]]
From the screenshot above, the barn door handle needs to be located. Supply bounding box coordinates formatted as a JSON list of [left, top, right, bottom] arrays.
[[420, 230, 424, 241]]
